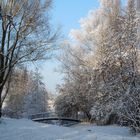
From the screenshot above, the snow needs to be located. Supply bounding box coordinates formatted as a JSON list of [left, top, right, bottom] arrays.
[[0, 118, 140, 140]]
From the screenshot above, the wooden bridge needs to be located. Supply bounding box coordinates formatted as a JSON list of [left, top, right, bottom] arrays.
[[28, 112, 81, 126]]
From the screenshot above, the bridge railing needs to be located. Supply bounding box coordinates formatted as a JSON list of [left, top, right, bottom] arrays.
[[28, 112, 57, 120]]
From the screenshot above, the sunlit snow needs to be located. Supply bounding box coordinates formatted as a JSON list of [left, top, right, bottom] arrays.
[[0, 118, 140, 140]]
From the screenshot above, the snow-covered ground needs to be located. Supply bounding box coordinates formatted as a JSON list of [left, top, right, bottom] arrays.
[[0, 118, 140, 140]]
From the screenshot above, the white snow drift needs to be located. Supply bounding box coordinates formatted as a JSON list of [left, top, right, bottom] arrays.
[[0, 118, 140, 140]]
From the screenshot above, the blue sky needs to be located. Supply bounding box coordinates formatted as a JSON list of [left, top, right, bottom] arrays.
[[52, 0, 99, 35], [41, 0, 127, 94]]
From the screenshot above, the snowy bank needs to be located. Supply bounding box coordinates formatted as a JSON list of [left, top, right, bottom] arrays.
[[0, 118, 140, 140]]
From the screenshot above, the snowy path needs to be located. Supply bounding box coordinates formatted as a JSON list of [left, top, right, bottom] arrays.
[[0, 118, 140, 140]]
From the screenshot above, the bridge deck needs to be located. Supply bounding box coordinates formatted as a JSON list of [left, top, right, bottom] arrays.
[[32, 117, 81, 122]]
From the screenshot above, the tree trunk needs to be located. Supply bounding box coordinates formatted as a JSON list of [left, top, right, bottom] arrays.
[[0, 91, 2, 118], [0, 104, 2, 118], [85, 111, 91, 121], [0, 85, 4, 118]]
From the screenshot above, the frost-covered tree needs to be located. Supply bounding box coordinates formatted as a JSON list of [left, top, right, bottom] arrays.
[[23, 69, 48, 117], [55, 84, 79, 118], [90, 0, 140, 126], [58, 0, 140, 132], [3, 67, 29, 118], [57, 0, 122, 122], [56, 42, 97, 120], [0, 0, 58, 117], [3, 68, 49, 118], [116, 0, 140, 133]]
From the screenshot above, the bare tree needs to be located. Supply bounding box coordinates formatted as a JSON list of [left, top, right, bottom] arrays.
[[0, 0, 58, 117]]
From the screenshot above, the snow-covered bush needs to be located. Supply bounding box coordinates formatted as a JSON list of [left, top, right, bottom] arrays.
[[118, 87, 140, 133], [90, 102, 118, 125], [55, 93, 79, 118]]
